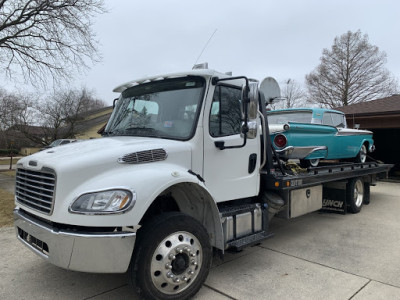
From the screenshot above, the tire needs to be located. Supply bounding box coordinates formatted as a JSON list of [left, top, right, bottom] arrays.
[[355, 144, 367, 163], [300, 158, 320, 168], [128, 212, 212, 300], [347, 177, 364, 213]]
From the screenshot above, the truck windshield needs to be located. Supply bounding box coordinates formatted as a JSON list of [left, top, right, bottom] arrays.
[[104, 77, 205, 140]]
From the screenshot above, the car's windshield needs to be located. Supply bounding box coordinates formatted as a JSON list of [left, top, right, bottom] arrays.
[[49, 139, 63, 147], [104, 77, 205, 140], [267, 111, 313, 124]]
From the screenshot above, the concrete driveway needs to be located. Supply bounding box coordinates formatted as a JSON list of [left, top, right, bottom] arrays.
[[1, 181, 400, 299]]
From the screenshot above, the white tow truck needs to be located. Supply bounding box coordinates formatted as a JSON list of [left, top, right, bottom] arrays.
[[14, 65, 391, 299]]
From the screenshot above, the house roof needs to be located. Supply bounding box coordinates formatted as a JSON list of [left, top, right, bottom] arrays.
[[335, 94, 400, 116]]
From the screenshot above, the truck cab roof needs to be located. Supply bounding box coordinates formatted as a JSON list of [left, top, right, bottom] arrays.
[[113, 69, 236, 93]]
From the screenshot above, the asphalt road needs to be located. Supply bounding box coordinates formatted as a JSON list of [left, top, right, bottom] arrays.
[[1, 179, 400, 299]]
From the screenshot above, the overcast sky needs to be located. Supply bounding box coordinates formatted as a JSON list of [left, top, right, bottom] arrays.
[[6, 0, 400, 104]]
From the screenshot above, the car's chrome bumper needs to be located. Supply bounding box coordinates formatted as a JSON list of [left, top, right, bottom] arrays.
[[275, 146, 327, 159], [14, 208, 136, 273]]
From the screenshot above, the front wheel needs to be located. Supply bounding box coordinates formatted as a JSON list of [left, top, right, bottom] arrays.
[[355, 144, 367, 163], [128, 212, 212, 300]]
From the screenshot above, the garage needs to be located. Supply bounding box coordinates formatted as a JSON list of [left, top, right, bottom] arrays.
[[336, 94, 400, 177]]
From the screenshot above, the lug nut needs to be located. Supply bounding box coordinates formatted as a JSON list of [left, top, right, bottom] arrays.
[[191, 260, 197, 266], [174, 278, 181, 283], [190, 253, 196, 257], [182, 276, 188, 282], [165, 263, 172, 269], [167, 271, 173, 278], [176, 247, 183, 253], [188, 269, 194, 275], [183, 246, 189, 252], [169, 254, 176, 260]]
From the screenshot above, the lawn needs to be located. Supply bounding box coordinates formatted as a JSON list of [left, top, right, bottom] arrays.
[[1, 170, 16, 177], [0, 158, 19, 165], [0, 188, 14, 227]]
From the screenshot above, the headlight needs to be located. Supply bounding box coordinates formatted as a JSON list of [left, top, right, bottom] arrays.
[[69, 189, 135, 214]]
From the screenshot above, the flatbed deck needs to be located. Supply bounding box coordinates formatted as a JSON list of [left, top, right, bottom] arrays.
[[261, 162, 392, 190]]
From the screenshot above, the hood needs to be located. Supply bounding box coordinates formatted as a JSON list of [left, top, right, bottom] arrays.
[[17, 137, 192, 174]]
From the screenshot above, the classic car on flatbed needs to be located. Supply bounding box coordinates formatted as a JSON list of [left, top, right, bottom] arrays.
[[267, 108, 375, 167]]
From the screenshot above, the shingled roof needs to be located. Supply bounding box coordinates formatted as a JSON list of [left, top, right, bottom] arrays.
[[335, 94, 400, 116]]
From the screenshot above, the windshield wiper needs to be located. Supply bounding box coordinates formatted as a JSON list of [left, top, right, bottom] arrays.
[[107, 127, 160, 137], [126, 127, 159, 136]]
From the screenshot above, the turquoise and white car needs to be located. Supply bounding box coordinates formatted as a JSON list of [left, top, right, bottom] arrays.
[[267, 108, 375, 167]]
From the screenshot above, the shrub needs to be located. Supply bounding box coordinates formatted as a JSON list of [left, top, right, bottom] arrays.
[[0, 149, 19, 156]]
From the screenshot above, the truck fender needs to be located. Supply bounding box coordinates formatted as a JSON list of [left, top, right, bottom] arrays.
[[137, 168, 224, 251]]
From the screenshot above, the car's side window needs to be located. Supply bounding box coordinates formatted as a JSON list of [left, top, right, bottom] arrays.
[[331, 113, 346, 127], [322, 112, 333, 126], [209, 85, 242, 137]]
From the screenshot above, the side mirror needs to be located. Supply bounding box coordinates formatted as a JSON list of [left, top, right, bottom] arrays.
[[240, 82, 259, 120], [248, 82, 259, 120], [241, 82, 259, 139]]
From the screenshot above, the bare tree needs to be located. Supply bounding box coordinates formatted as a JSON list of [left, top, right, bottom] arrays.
[[0, 88, 36, 149], [306, 30, 399, 108], [0, 0, 106, 86], [271, 79, 306, 110], [15, 87, 106, 145]]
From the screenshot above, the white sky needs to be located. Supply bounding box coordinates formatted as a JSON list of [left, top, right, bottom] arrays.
[[5, 0, 400, 105]]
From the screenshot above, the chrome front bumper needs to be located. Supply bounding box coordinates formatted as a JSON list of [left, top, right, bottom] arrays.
[[14, 209, 136, 273]]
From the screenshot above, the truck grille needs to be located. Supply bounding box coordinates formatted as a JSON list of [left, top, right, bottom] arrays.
[[15, 168, 56, 215]]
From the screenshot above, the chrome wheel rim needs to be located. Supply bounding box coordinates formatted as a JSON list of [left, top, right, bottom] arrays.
[[354, 180, 364, 207], [359, 145, 367, 163], [150, 231, 202, 295], [310, 159, 320, 167]]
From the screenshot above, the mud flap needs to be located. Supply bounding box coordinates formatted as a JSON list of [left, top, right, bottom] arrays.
[[321, 186, 347, 214]]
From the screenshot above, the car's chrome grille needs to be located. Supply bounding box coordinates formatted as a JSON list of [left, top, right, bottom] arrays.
[[15, 168, 56, 215], [118, 148, 167, 164]]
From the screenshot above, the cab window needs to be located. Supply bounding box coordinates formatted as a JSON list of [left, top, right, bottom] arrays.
[[209, 85, 242, 137]]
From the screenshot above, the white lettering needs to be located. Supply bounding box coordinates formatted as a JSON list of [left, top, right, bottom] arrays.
[[323, 199, 344, 208]]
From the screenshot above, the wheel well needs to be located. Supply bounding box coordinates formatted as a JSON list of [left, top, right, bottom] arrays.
[[138, 182, 224, 250], [139, 194, 179, 226]]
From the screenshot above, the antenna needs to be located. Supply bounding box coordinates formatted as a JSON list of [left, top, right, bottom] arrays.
[[194, 29, 217, 66]]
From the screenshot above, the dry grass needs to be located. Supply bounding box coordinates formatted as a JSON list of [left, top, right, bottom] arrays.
[[0, 170, 16, 177], [0, 158, 19, 165], [0, 188, 15, 227]]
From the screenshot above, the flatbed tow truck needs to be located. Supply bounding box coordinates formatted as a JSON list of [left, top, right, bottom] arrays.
[[14, 65, 391, 299]]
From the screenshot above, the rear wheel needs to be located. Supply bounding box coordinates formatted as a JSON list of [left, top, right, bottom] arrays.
[[128, 212, 212, 300], [347, 178, 364, 213], [300, 158, 320, 168]]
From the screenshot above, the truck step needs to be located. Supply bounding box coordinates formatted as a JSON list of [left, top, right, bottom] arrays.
[[219, 203, 260, 218], [227, 230, 274, 251]]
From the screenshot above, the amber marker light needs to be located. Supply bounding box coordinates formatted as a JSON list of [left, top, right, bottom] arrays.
[[119, 195, 129, 209], [275, 181, 279, 187]]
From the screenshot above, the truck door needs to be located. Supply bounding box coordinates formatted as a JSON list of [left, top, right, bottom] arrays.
[[203, 84, 260, 202]]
